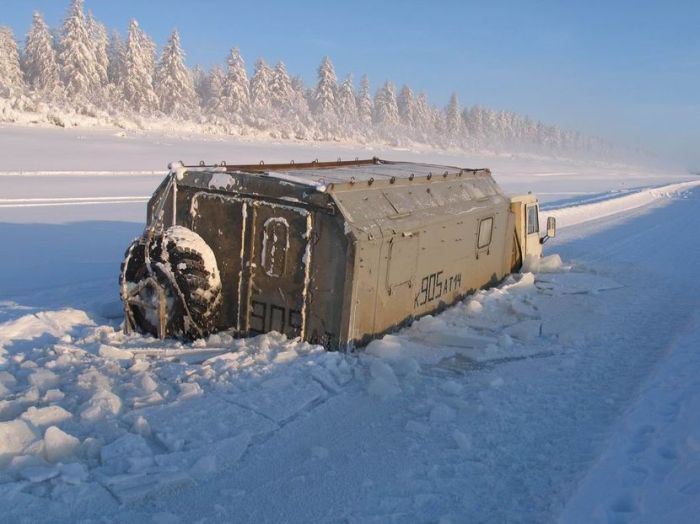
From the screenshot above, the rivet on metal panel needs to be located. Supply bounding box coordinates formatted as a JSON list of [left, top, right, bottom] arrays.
[[337, 157, 342, 163], [390, 176, 396, 184], [427, 188, 431, 193], [368, 178, 374, 185], [290, 160, 295, 164], [355, 157, 359, 161], [199, 160, 205, 166], [427, 173, 432, 180], [220, 160, 226, 166], [443, 171, 448, 178], [313, 158, 319, 164], [409, 174, 414, 181], [350, 176, 356, 185], [259, 160, 264, 165]]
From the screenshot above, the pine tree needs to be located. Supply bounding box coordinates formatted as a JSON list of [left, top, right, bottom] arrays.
[[270, 61, 293, 116], [221, 48, 250, 123], [121, 19, 158, 114], [0, 27, 24, 98], [249, 58, 273, 123], [58, 0, 101, 102], [155, 30, 196, 119], [191, 65, 207, 106], [313, 56, 338, 117], [23, 12, 62, 100], [337, 74, 358, 130], [397, 84, 415, 129], [86, 11, 109, 87], [413, 92, 432, 138], [373, 80, 399, 128], [205, 65, 225, 115], [107, 31, 125, 85], [445, 92, 462, 137], [356, 74, 373, 129]]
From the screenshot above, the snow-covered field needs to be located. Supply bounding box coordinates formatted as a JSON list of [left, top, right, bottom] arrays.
[[0, 126, 699, 523]]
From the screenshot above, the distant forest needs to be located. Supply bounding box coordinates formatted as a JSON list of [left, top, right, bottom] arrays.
[[0, 0, 623, 157]]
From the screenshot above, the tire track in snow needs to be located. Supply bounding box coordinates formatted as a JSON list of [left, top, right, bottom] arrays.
[[0, 196, 150, 208]]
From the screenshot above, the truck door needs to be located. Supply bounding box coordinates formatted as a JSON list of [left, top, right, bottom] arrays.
[[243, 202, 312, 340], [524, 203, 543, 258], [190, 193, 246, 330]]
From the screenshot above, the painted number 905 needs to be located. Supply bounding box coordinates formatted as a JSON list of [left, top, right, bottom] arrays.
[[414, 271, 462, 308]]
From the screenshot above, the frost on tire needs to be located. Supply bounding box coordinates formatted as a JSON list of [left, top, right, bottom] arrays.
[[120, 226, 222, 339]]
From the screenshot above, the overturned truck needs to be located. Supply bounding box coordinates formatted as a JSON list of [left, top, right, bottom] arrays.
[[120, 158, 554, 349]]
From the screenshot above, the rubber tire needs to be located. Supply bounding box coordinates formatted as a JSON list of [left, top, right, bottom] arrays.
[[120, 227, 221, 339]]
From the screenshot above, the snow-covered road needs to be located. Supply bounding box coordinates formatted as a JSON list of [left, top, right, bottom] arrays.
[[0, 137, 699, 522]]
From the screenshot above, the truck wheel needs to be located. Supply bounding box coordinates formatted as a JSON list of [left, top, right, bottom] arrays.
[[120, 226, 222, 339]]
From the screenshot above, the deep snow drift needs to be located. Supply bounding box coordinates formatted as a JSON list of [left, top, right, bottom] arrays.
[[0, 129, 699, 523]]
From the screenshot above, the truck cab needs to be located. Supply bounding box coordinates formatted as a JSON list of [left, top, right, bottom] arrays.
[[509, 194, 556, 267]]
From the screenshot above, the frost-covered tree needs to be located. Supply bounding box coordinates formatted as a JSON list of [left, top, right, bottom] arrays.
[[191, 65, 207, 106], [313, 56, 338, 117], [249, 58, 273, 123], [58, 0, 101, 101], [0, 27, 24, 98], [270, 61, 293, 115], [22, 12, 62, 99], [313, 56, 339, 137], [86, 11, 109, 87], [221, 48, 250, 123], [374, 80, 400, 128], [121, 19, 158, 114], [445, 92, 462, 138], [155, 30, 196, 119], [397, 84, 415, 129], [413, 92, 432, 140], [205, 65, 225, 115], [107, 31, 125, 86], [356, 74, 373, 129], [289, 74, 312, 138], [336, 74, 358, 130]]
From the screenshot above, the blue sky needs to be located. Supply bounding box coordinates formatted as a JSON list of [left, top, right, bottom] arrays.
[[3, 0, 699, 169]]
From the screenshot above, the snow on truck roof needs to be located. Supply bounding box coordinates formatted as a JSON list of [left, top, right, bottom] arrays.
[[175, 158, 491, 190]]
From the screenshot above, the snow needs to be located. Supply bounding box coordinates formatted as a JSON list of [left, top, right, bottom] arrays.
[[0, 130, 699, 522]]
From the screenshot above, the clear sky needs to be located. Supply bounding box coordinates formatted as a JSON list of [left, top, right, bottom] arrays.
[[3, 0, 699, 169]]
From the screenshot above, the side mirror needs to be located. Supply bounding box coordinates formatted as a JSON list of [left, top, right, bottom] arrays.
[[540, 216, 556, 244]]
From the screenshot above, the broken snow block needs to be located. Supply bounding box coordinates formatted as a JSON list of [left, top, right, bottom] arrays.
[[0, 419, 39, 467], [44, 426, 80, 463], [21, 405, 72, 428]]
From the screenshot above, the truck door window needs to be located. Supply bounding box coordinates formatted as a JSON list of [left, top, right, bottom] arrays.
[[527, 205, 539, 235], [477, 217, 494, 249]]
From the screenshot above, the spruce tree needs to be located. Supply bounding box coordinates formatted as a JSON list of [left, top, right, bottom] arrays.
[[58, 0, 101, 102], [121, 19, 158, 114], [337, 74, 358, 130], [270, 61, 293, 116], [0, 27, 24, 98], [23, 12, 62, 100], [87, 11, 109, 87], [313, 56, 339, 137], [222, 48, 250, 123], [155, 30, 197, 119], [107, 31, 125, 86], [249, 58, 273, 123], [205, 65, 225, 116], [356, 74, 373, 128], [397, 85, 415, 129], [445, 92, 462, 137], [374, 80, 399, 128]]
